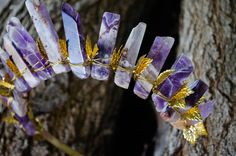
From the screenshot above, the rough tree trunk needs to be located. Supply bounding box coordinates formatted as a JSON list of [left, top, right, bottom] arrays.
[[155, 0, 236, 155]]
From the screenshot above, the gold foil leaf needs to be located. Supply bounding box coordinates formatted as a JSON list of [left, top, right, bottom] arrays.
[[86, 36, 98, 61], [183, 122, 207, 144], [183, 125, 198, 144], [110, 46, 124, 70], [171, 83, 193, 101], [133, 55, 153, 79], [154, 69, 175, 87], [0, 80, 14, 97], [182, 106, 202, 121], [6, 59, 21, 77], [59, 39, 68, 59], [36, 38, 48, 59]]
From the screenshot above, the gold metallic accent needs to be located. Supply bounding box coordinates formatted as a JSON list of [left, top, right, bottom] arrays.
[[182, 106, 202, 121], [59, 39, 68, 58], [6, 59, 21, 77], [85, 36, 98, 61], [153, 69, 175, 90], [183, 122, 207, 144], [110, 46, 124, 71], [133, 55, 153, 80]]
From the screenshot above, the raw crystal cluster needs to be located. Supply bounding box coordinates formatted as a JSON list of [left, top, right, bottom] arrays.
[[0, 0, 214, 143]]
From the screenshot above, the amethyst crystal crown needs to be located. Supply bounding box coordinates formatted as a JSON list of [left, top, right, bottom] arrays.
[[0, 1, 214, 144]]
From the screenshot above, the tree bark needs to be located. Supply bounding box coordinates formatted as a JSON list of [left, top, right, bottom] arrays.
[[155, 0, 236, 155]]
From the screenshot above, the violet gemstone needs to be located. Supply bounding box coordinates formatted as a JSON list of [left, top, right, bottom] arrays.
[[152, 54, 193, 111], [114, 22, 146, 89], [154, 54, 193, 97], [15, 115, 36, 136], [7, 17, 54, 80], [160, 106, 180, 123], [0, 48, 30, 92], [3, 35, 40, 88], [91, 12, 120, 80], [62, 2, 90, 79], [25, 0, 69, 74], [12, 90, 27, 117], [198, 100, 214, 120], [152, 94, 168, 112], [133, 37, 175, 99], [185, 80, 208, 107]]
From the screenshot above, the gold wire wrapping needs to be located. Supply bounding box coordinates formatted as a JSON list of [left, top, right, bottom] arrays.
[[110, 46, 124, 71], [153, 69, 175, 91], [133, 55, 153, 80]]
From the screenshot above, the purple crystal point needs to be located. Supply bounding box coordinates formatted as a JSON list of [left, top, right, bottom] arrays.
[[62, 2, 90, 79], [198, 100, 214, 120], [134, 37, 174, 99], [152, 54, 193, 110], [185, 80, 208, 107], [12, 91, 27, 117], [7, 17, 54, 80], [15, 114, 36, 136], [3, 35, 40, 88], [160, 107, 180, 122], [0, 47, 30, 92], [25, 0, 69, 74], [114, 22, 146, 89], [152, 94, 168, 112], [155, 54, 193, 97], [91, 12, 120, 80]]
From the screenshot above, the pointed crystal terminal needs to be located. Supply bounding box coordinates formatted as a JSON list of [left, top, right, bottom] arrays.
[[6, 17, 54, 80], [198, 100, 214, 120], [114, 22, 146, 89], [12, 90, 27, 117], [185, 80, 208, 107], [15, 114, 36, 136], [25, 0, 69, 74], [3, 35, 40, 88], [62, 2, 90, 79], [152, 54, 193, 111], [91, 12, 120, 80], [133, 37, 174, 99], [0, 48, 30, 92]]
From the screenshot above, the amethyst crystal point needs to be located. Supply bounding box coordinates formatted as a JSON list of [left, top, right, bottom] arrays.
[[0, 48, 30, 92], [7, 17, 54, 80], [160, 106, 180, 123], [185, 80, 208, 107], [114, 22, 146, 89], [25, 0, 69, 74], [91, 12, 120, 80], [153, 54, 193, 98], [12, 90, 27, 117], [198, 100, 214, 120], [62, 2, 90, 79], [15, 114, 36, 136], [134, 37, 175, 99], [3, 35, 40, 88]]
